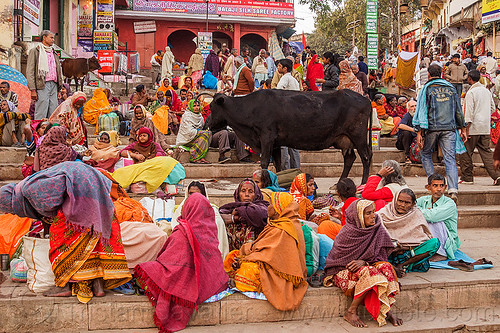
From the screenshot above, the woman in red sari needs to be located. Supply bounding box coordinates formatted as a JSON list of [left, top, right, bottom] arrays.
[[306, 54, 324, 91]]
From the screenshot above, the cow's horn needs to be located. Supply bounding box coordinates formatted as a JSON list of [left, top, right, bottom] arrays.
[[195, 92, 214, 102]]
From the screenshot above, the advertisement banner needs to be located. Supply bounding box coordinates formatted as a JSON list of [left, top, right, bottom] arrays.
[[366, 0, 377, 34], [482, 0, 500, 23], [94, 30, 114, 51], [98, 50, 115, 74], [133, 0, 294, 18], [367, 33, 379, 70], [97, 0, 115, 25], [23, 0, 40, 26], [78, 0, 93, 37]]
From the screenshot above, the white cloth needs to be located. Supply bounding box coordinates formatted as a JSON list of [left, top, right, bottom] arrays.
[[464, 82, 496, 135], [36, 43, 52, 78], [277, 72, 300, 91], [176, 110, 204, 146], [171, 190, 229, 260], [482, 57, 498, 76], [252, 55, 268, 75], [150, 54, 160, 66], [161, 47, 175, 81], [217, 80, 232, 95]]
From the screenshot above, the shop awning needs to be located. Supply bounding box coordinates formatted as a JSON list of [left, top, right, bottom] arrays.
[[279, 27, 296, 40]]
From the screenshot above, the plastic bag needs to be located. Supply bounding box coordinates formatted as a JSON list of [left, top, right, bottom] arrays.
[[114, 151, 134, 170], [139, 197, 175, 222], [22, 236, 55, 292], [10, 258, 28, 282]]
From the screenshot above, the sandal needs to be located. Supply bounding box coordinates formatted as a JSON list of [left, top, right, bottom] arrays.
[[307, 270, 325, 288], [448, 259, 474, 272], [471, 258, 493, 266]]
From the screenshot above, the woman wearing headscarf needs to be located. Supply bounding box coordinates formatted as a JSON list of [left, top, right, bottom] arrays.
[[103, 88, 120, 106], [161, 46, 175, 85], [337, 60, 363, 95], [478, 64, 494, 89], [171, 181, 229, 260], [378, 188, 440, 276], [324, 199, 402, 328], [220, 179, 269, 251], [176, 99, 211, 163], [181, 76, 198, 94], [33, 126, 80, 172], [57, 83, 72, 105], [49, 92, 87, 146], [157, 77, 174, 95], [130, 104, 169, 152], [252, 169, 283, 202], [289, 173, 316, 220], [362, 160, 407, 211], [187, 48, 204, 87], [224, 192, 308, 311], [306, 54, 324, 91], [121, 127, 166, 164], [0, 162, 131, 304], [135, 193, 228, 333], [87, 132, 120, 172], [204, 49, 221, 78]]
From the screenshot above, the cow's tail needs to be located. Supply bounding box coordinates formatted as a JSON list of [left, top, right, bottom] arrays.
[[368, 104, 373, 165]]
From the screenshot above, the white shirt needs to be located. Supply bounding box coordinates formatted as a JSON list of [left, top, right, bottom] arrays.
[[464, 82, 495, 135], [150, 54, 160, 66], [276, 72, 300, 91], [482, 57, 498, 76]]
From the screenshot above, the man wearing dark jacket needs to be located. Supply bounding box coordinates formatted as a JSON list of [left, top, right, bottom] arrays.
[[358, 56, 368, 75], [316, 52, 339, 90]]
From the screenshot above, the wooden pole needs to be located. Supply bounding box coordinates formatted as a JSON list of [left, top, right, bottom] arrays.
[[494, 22, 496, 57]]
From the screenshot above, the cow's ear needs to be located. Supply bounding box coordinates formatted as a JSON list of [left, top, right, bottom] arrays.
[[214, 95, 225, 106]]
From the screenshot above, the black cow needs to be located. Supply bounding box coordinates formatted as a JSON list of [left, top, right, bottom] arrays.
[[62, 56, 101, 91], [208, 89, 373, 183]]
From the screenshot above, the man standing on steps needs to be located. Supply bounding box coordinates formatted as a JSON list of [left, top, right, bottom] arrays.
[[413, 64, 467, 204], [459, 70, 500, 186], [276, 58, 301, 171], [26, 30, 63, 120], [444, 54, 468, 99]]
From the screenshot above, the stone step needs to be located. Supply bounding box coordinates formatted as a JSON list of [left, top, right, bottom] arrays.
[[1, 228, 498, 332]]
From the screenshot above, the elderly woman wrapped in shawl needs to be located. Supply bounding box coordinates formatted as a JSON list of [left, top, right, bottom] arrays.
[[0, 162, 131, 303], [252, 169, 283, 202], [337, 60, 363, 95], [224, 192, 308, 310], [220, 179, 269, 251], [176, 99, 212, 163], [171, 181, 229, 260], [289, 173, 316, 220], [362, 160, 407, 211], [33, 126, 81, 172], [49, 92, 87, 146], [87, 132, 120, 172], [135, 193, 228, 333], [378, 188, 440, 276], [130, 104, 169, 152], [324, 199, 402, 328]]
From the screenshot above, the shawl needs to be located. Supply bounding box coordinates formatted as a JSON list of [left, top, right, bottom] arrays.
[[324, 199, 394, 276], [238, 192, 307, 311], [338, 60, 363, 95], [175, 100, 204, 146], [89, 139, 120, 162], [0, 161, 115, 239], [413, 78, 466, 154], [378, 190, 433, 247], [135, 193, 228, 333], [37, 43, 52, 78], [385, 103, 397, 117], [305, 55, 324, 91], [219, 179, 269, 235], [161, 46, 175, 81], [0, 106, 29, 138], [157, 81, 174, 94], [49, 92, 86, 145], [33, 126, 78, 171], [293, 63, 304, 79], [164, 89, 182, 112], [372, 101, 387, 117], [187, 48, 204, 75], [289, 173, 314, 218], [266, 170, 282, 192], [395, 53, 418, 89], [122, 127, 166, 163], [204, 49, 220, 77], [130, 104, 169, 151]]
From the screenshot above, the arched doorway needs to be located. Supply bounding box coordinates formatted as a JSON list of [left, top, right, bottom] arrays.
[[212, 31, 232, 52], [167, 30, 197, 64], [240, 33, 267, 58]]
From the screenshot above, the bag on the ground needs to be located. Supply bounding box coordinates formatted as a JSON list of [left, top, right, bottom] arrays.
[[410, 140, 422, 164], [22, 236, 55, 292], [9, 258, 28, 282], [276, 168, 302, 189], [130, 181, 148, 194], [113, 110, 126, 123], [119, 120, 131, 136], [139, 197, 175, 222], [114, 151, 134, 170], [98, 112, 120, 133]]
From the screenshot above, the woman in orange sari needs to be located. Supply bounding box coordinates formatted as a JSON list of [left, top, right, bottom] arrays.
[[289, 173, 315, 220]]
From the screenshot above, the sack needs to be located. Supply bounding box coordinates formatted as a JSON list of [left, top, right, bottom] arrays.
[[22, 236, 55, 292], [276, 168, 302, 189], [139, 197, 175, 222], [98, 113, 120, 133], [130, 181, 148, 194], [119, 120, 131, 136], [10, 258, 28, 282], [410, 140, 422, 163]]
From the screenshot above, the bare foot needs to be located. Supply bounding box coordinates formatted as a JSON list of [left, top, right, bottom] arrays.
[[44, 285, 72, 297], [344, 310, 367, 328], [394, 264, 406, 278], [386, 311, 403, 326], [93, 278, 105, 297]]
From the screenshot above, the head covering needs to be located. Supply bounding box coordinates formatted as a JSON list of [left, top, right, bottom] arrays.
[[324, 199, 394, 276], [135, 193, 228, 333], [49, 91, 86, 146], [289, 173, 314, 218], [187, 48, 204, 75], [305, 55, 324, 91], [234, 178, 263, 202], [238, 191, 307, 311], [2, 100, 16, 112], [122, 126, 165, 163], [33, 126, 78, 171], [338, 59, 363, 94], [137, 127, 154, 147], [378, 189, 433, 246]]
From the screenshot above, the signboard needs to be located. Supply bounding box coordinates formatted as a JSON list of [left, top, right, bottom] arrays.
[[93, 30, 114, 51], [96, 0, 115, 30], [23, 0, 40, 26], [482, 0, 500, 23], [367, 33, 379, 69], [133, 0, 294, 19], [366, 0, 377, 34], [134, 21, 157, 33], [198, 32, 213, 61], [98, 50, 115, 74], [78, 0, 93, 37]]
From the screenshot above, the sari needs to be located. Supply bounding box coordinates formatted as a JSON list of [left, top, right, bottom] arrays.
[[49, 92, 86, 145], [293, 63, 304, 80], [219, 179, 269, 251], [88, 136, 120, 172], [82, 88, 112, 132], [305, 55, 324, 91], [135, 193, 228, 333], [372, 101, 395, 136], [224, 192, 308, 311], [33, 126, 79, 171], [289, 173, 314, 220], [121, 127, 166, 163], [176, 99, 211, 162], [324, 200, 398, 326], [338, 60, 363, 95], [130, 104, 169, 151]]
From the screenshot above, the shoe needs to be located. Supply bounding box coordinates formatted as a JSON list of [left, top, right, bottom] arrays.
[[450, 193, 458, 205], [494, 177, 500, 186], [113, 282, 135, 295], [459, 180, 473, 185], [218, 156, 231, 164]]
